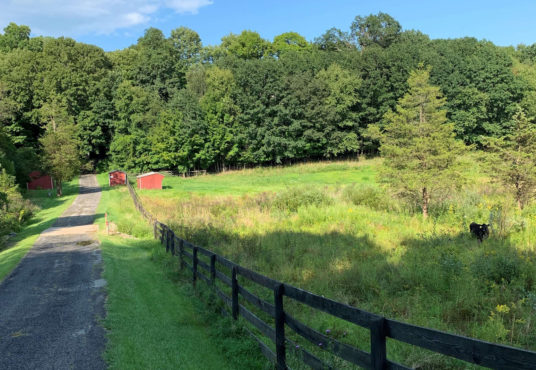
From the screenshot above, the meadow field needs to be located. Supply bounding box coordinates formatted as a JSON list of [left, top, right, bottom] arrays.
[[136, 158, 536, 368]]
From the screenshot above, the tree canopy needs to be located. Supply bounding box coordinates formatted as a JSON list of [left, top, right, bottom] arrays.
[[0, 13, 533, 178]]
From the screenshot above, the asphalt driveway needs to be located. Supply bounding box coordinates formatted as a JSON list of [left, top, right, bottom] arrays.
[[0, 174, 106, 369]]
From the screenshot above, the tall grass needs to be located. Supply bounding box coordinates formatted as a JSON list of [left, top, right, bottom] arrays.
[[139, 160, 536, 368]]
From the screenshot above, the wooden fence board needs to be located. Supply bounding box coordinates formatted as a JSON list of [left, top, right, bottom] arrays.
[[238, 285, 275, 317], [196, 246, 213, 257], [285, 313, 371, 368], [183, 250, 193, 260], [387, 319, 536, 369], [215, 255, 237, 270], [243, 325, 277, 364], [236, 265, 280, 290], [284, 284, 380, 329], [285, 340, 329, 370], [197, 258, 210, 272], [238, 304, 276, 343], [387, 361, 412, 370], [197, 270, 210, 284], [214, 286, 232, 308], [215, 270, 232, 287], [183, 240, 195, 251]]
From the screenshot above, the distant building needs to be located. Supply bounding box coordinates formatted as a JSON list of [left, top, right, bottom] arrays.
[[137, 172, 164, 190], [108, 170, 127, 186], [27, 171, 53, 190]]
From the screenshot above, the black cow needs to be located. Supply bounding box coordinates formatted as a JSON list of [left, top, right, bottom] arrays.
[[470, 222, 490, 242]]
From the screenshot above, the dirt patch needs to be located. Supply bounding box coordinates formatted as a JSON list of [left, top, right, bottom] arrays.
[[76, 240, 94, 246], [106, 222, 137, 239]]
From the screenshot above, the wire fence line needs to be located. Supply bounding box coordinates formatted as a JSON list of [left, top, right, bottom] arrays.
[[126, 180, 536, 369]]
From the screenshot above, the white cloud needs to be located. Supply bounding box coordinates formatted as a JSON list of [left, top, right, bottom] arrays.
[[0, 0, 213, 36], [165, 0, 213, 14]]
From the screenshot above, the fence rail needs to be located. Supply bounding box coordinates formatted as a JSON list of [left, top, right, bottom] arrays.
[[126, 181, 536, 369]]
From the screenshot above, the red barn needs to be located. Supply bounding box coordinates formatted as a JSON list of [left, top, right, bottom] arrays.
[[27, 171, 53, 190], [137, 172, 164, 190], [109, 170, 127, 186]]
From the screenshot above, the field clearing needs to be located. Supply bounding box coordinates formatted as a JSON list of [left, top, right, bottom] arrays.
[[147, 160, 378, 197], [137, 159, 536, 368]]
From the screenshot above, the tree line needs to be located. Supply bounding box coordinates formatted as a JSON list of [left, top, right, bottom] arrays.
[[0, 13, 534, 188]]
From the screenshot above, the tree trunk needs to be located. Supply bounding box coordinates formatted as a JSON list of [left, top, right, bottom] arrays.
[[56, 179, 62, 197], [515, 183, 523, 210], [422, 187, 429, 219]]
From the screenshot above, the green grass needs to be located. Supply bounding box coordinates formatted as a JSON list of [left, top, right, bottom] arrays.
[[140, 159, 377, 198], [95, 174, 268, 369], [0, 179, 79, 282], [137, 159, 536, 368]]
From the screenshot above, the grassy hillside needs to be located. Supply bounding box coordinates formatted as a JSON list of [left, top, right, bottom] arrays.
[[0, 179, 79, 282], [147, 160, 377, 197], [137, 159, 536, 368], [95, 174, 269, 369]]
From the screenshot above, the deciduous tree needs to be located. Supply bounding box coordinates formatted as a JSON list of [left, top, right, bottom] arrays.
[[39, 102, 80, 196], [272, 32, 310, 56], [486, 107, 536, 210], [351, 12, 401, 49]]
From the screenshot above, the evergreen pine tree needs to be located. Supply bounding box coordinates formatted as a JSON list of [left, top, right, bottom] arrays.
[[380, 65, 465, 218]]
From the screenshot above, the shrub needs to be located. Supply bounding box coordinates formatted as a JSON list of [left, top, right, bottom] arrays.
[[342, 184, 394, 211], [471, 251, 522, 284], [272, 186, 332, 212]]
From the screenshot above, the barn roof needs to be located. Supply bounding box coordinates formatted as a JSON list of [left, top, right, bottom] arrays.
[[136, 172, 164, 178], [29, 170, 43, 179]]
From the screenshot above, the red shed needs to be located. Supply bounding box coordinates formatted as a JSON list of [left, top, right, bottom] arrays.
[[109, 170, 127, 186], [137, 172, 164, 190], [27, 171, 53, 190]]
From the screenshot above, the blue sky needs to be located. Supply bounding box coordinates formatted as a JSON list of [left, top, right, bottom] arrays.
[[0, 0, 535, 51]]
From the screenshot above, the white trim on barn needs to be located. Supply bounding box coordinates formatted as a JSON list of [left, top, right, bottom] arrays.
[[136, 172, 162, 178]]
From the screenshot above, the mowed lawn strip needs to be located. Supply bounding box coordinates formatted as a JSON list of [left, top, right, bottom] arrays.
[[0, 178, 79, 282], [95, 174, 266, 369]]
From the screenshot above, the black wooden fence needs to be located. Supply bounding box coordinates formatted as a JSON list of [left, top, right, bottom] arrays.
[[126, 181, 536, 369]]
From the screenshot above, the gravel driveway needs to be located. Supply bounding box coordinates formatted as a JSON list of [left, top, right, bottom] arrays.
[[0, 174, 106, 369]]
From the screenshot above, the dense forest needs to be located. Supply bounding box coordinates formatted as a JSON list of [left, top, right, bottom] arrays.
[[2, 12, 536, 176], [1, 12, 536, 225]]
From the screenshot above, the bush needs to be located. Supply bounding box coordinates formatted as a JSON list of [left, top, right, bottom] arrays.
[[342, 184, 394, 211], [471, 250, 522, 284], [272, 186, 332, 212]]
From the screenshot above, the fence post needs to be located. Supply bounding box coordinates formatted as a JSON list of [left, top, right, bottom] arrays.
[[170, 233, 175, 255], [274, 283, 286, 370], [231, 266, 238, 320], [210, 254, 216, 285], [166, 229, 170, 253], [370, 317, 387, 370], [153, 221, 157, 239], [160, 225, 165, 244], [179, 239, 184, 270], [193, 247, 198, 287]]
